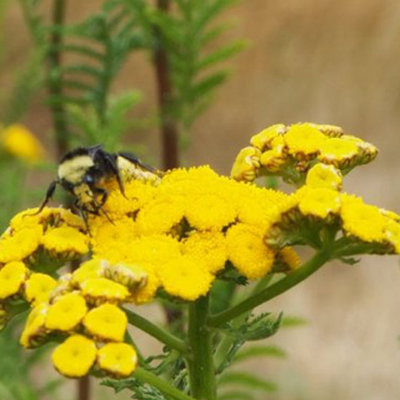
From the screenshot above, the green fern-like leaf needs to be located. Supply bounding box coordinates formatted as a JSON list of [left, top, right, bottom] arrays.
[[219, 371, 278, 393], [233, 345, 287, 363]]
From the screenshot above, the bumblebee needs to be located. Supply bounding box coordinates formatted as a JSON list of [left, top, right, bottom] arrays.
[[37, 145, 159, 224]]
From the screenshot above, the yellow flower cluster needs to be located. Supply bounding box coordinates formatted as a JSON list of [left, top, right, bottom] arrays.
[[265, 163, 400, 254], [231, 123, 378, 184]]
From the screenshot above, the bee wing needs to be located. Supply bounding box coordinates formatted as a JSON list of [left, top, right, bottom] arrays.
[[117, 152, 160, 174]]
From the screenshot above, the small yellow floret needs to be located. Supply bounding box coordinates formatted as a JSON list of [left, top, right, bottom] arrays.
[[20, 303, 49, 348], [306, 164, 342, 191], [298, 187, 341, 219], [129, 263, 160, 305], [105, 263, 147, 291], [280, 247, 301, 270], [97, 343, 137, 378], [1, 124, 45, 162], [341, 195, 387, 242], [0, 226, 43, 263], [83, 303, 127, 342], [250, 124, 286, 151], [42, 227, 88, 257], [25, 273, 57, 305], [81, 278, 129, 305], [0, 261, 28, 300], [72, 259, 108, 287], [226, 224, 275, 279], [284, 123, 327, 158], [231, 146, 261, 182], [318, 138, 359, 166], [260, 148, 287, 172], [158, 255, 214, 301], [52, 335, 97, 378], [45, 292, 87, 331], [181, 231, 227, 273]]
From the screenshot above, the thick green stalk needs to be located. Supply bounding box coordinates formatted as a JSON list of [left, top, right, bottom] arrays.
[[187, 295, 217, 400], [208, 250, 330, 328], [135, 368, 195, 400], [124, 308, 188, 355]]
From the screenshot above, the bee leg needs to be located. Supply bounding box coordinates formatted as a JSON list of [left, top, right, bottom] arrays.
[[28, 180, 58, 217], [104, 153, 126, 198], [90, 188, 114, 225]]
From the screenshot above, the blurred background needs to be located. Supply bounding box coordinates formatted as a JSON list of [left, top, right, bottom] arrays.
[[2, 0, 400, 399]]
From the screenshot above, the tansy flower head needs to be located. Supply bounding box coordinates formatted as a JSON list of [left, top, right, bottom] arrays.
[[83, 303, 127, 342], [318, 138, 359, 167], [52, 334, 97, 378], [97, 342, 137, 378], [298, 187, 341, 220], [306, 164, 342, 191], [226, 223, 275, 279], [0, 261, 28, 300], [105, 263, 147, 291], [1, 124, 45, 163], [42, 227, 89, 259], [250, 124, 286, 151], [181, 231, 227, 274], [0, 226, 43, 264], [260, 148, 287, 172], [284, 123, 327, 159], [231, 146, 261, 182], [72, 259, 109, 287], [45, 292, 88, 332], [20, 303, 49, 348], [81, 278, 129, 305], [25, 273, 57, 305], [157, 255, 215, 301]]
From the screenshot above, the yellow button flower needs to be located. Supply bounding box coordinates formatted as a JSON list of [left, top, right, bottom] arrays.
[[81, 278, 129, 305], [0, 226, 43, 264], [0, 261, 28, 300], [45, 292, 88, 331], [72, 259, 109, 287], [97, 342, 138, 377], [42, 227, 89, 258], [306, 164, 342, 191], [20, 303, 49, 348], [105, 263, 147, 291], [52, 335, 97, 378], [181, 231, 227, 274], [230, 146, 261, 182], [157, 255, 215, 301], [318, 138, 359, 166], [284, 123, 327, 158], [1, 124, 45, 163], [226, 223, 275, 279], [250, 124, 286, 151], [298, 187, 341, 219], [83, 303, 127, 342], [25, 273, 57, 305]]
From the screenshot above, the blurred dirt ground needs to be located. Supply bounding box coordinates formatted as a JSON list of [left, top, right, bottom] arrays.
[[2, 1, 400, 399]]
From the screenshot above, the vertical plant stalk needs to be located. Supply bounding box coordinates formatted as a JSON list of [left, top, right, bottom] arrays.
[[48, 0, 69, 158], [154, 0, 179, 170], [187, 295, 217, 400]]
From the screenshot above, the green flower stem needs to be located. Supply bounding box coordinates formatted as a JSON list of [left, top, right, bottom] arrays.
[[124, 308, 188, 355], [187, 295, 217, 400], [135, 367, 196, 400], [207, 250, 331, 328]]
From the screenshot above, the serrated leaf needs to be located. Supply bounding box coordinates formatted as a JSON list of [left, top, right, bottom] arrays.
[[219, 372, 277, 393], [281, 315, 309, 328], [233, 345, 286, 363]]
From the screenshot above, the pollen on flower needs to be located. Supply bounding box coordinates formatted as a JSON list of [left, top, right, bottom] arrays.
[[181, 231, 227, 274], [0, 226, 43, 264], [52, 334, 97, 378], [45, 292, 88, 332], [157, 255, 214, 301], [83, 303, 127, 342], [25, 273, 57, 305], [97, 342, 137, 378], [0, 261, 28, 300], [42, 227, 88, 258], [226, 223, 275, 279]]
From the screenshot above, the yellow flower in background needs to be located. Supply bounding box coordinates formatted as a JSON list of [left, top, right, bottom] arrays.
[[97, 342, 137, 377], [52, 334, 97, 378], [306, 164, 342, 191], [45, 292, 88, 331], [226, 223, 275, 279], [83, 303, 127, 342], [0, 124, 45, 163], [0, 261, 28, 300], [157, 255, 214, 301], [25, 273, 57, 305]]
